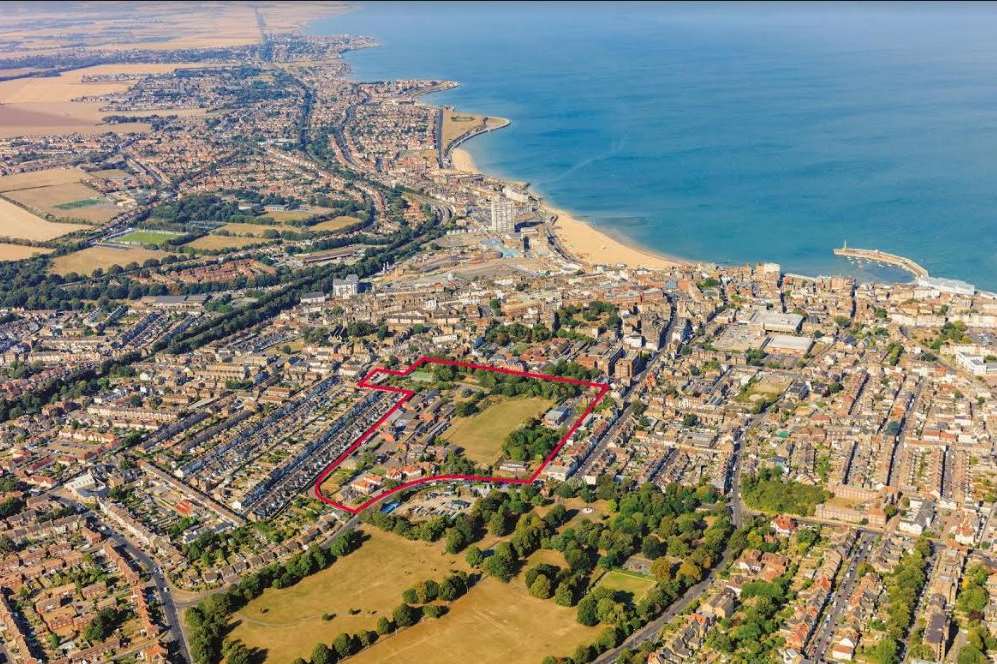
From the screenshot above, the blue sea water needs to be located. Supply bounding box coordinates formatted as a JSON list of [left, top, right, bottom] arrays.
[[311, 2, 997, 289]]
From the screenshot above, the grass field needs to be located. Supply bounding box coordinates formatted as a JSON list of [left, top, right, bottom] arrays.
[[50, 246, 170, 275], [309, 215, 361, 232], [116, 229, 182, 246], [0, 198, 91, 240], [441, 112, 509, 150], [184, 235, 270, 251], [349, 575, 599, 664], [226, 529, 467, 663], [4, 182, 117, 223], [265, 207, 332, 223], [53, 197, 102, 210], [215, 222, 294, 237], [0, 243, 54, 261], [595, 569, 656, 603], [441, 396, 554, 466]]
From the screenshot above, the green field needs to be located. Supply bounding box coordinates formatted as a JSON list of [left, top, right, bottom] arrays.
[[116, 229, 182, 246], [595, 568, 656, 603], [441, 396, 554, 466], [226, 529, 466, 663], [54, 197, 102, 210]]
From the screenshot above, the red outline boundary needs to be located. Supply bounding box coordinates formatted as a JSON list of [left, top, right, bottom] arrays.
[[313, 355, 610, 514]]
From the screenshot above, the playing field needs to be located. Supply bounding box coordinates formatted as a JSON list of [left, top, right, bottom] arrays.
[[115, 229, 182, 246], [50, 246, 170, 275], [4, 182, 117, 223], [349, 574, 599, 664], [309, 215, 361, 232], [0, 243, 54, 261], [184, 235, 270, 251], [441, 396, 554, 466], [595, 569, 656, 602], [226, 529, 467, 663], [0, 198, 91, 240]]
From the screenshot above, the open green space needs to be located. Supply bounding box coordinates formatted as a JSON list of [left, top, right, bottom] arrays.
[[54, 197, 102, 210], [441, 396, 554, 466], [116, 229, 182, 246], [226, 529, 466, 663]]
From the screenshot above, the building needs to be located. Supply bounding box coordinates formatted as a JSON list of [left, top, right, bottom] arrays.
[[332, 274, 360, 298], [490, 198, 516, 234]]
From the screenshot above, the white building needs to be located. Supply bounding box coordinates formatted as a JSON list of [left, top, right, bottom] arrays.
[[490, 198, 517, 234]]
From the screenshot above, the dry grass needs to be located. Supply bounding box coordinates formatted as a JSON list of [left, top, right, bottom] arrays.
[[266, 207, 332, 223], [227, 529, 467, 664], [349, 575, 599, 664], [4, 182, 117, 223], [215, 222, 295, 237], [0, 243, 54, 261], [309, 215, 361, 233], [184, 235, 271, 251], [0, 198, 91, 240], [441, 112, 509, 150], [49, 246, 169, 276]]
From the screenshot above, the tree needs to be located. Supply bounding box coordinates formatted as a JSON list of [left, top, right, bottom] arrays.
[[376, 616, 394, 635], [529, 574, 553, 599], [465, 545, 484, 567], [555, 581, 576, 607], [576, 595, 599, 626], [333, 632, 356, 658], [311, 642, 335, 664], [651, 557, 673, 584], [393, 603, 420, 628], [226, 642, 253, 664], [445, 527, 467, 553]]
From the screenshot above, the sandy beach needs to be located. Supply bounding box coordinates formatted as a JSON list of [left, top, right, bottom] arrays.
[[451, 147, 479, 174], [546, 206, 684, 270], [453, 139, 681, 270]]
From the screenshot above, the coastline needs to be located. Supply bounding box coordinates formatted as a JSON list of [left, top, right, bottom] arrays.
[[544, 205, 686, 271], [452, 148, 684, 270]]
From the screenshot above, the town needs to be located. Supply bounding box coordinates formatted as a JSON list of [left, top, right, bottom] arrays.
[[1, 4, 997, 664]]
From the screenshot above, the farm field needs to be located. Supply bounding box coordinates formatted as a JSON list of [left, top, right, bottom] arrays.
[[0, 167, 85, 192], [226, 529, 467, 663], [349, 574, 599, 664], [309, 215, 361, 232], [49, 246, 170, 276], [441, 396, 554, 467], [184, 235, 270, 251], [0, 198, 91, 240], [0, 243, 54, 261], [0, 63, 216, 137], [5, 182, 118, 223], [115, 229, 182, 246]]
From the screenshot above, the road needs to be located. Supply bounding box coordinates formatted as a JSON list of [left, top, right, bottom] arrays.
[[54, 492, 192, 664], [806, 531, 875, 661], [575, 301, 678, 479]]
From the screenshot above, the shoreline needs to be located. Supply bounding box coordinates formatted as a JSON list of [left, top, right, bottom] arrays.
[[452, 148, 685, 270], [544, 205, 687, 271]]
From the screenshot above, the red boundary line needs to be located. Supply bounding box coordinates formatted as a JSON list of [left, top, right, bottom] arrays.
[[313, 355, 610, 514]]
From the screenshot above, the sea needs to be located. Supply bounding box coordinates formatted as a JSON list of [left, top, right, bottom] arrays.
[[310, 2, 997, 289]]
